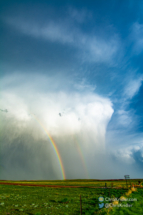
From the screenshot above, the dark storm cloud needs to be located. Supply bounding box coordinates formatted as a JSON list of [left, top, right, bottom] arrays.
[[0, 115, 61, 180], [131, 147, 143, 169], [1, 111, 142, 180], [0, 76, 115, 179]]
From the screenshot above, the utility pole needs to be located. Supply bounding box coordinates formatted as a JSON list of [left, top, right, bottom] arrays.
[[124, 175, 130, 188]]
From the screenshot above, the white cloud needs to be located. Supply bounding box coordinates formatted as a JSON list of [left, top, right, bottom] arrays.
[[68, 7, 92, 23], [1, 85, 113, 144], [117, 109, 132, 127], [131, 22, 143, 54], [124, 76, 143, 99], [2, 73, 143, 179], [110, 143, 143, 165], [0, 73, 115, 179], [112, 149, 135, 164], [74, 78, 96, 91], [5, 15, 120, 64], [1, 91, 30, 121]]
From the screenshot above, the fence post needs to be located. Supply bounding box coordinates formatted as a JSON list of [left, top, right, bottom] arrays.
[[80, 195, 82, 215], [109, 188, 110, 198]]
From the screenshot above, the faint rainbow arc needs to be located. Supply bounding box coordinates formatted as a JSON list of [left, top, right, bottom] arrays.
[[30, 113, 66, 180], [74, 136, 89, 179]]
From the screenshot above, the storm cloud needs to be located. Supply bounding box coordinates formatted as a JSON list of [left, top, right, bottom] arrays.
[[0, 74, 114, 179]]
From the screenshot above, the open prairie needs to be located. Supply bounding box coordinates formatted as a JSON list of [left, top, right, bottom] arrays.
[[0, 179, 143, 214]]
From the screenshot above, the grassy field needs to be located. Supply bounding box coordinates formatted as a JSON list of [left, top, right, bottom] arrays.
[[0, 179, 143, 214], [0, 179, 143, 187]]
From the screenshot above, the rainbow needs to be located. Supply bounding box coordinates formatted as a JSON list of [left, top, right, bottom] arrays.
[[74, 136, 89, 179], [30, 113, 66, 180]]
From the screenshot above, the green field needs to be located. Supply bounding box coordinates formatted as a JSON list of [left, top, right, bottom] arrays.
[[0, 179, 143, 215], [0, 178, 143, 187]]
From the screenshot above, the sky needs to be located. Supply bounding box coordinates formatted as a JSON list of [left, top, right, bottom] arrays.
[[0, 0, 143, 180]]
